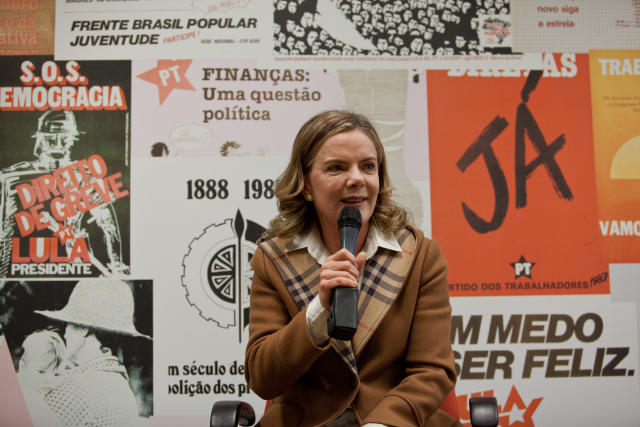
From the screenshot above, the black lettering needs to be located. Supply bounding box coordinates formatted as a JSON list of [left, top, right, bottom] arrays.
[[488, 314, 521, 344], [486, 350, 514, 379], [521, 314, 548, 343], [457, 117, 509, 233], [546, 314, 574, 342], [546, 348, 572, 377], [602, 347, 629, 376], [575, 312, 603, 342], [461, 351, 488, 380], [523, 349, 548, 378], [514, 103, 573, 208], [451, 315, 482, 344], [570, 349, 592, 377], [592, 347, 605, 376]]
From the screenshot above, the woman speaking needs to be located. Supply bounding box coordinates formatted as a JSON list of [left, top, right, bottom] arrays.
[[245, 110, 458, 426]]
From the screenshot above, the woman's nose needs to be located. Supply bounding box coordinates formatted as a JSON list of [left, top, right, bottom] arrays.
[[346, 166, 365, 186]]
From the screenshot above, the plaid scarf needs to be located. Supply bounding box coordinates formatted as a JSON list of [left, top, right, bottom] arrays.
[[258, 227, 417, 374]]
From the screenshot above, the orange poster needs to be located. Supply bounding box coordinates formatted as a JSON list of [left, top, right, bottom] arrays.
[[0, 0, 54, 56], [428, 53, 609, 296], [589, 50, 640, 263]]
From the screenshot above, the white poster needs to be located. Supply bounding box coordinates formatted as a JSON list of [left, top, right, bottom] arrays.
[[511, 0, 640, 53], [131, 58, 433, 231], [131, 156, 287, 419], [54, 0, 272, 60], [451, 294, 640, 426]]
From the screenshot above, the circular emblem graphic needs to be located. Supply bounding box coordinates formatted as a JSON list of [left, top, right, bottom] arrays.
[[208, 244, 236, 303], [181, 210, 264, 341]]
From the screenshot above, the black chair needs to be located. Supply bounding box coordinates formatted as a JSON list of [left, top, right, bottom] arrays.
[[210, 396, 498, 427], [210, 401, 257, 427]]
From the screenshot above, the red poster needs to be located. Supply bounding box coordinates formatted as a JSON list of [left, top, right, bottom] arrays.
[[428, 53, 608, 296]]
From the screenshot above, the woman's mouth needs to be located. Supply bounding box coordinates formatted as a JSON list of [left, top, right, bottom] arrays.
[[342, 197, 367, 205]]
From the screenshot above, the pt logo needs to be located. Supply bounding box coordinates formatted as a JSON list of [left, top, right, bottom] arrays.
[[181, 210, 265, 342], [457, 69, 573, 234], [510, 255, 535, 278]]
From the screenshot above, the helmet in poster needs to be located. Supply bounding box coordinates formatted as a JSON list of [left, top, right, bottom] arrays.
[[32, 110, 83, 160]]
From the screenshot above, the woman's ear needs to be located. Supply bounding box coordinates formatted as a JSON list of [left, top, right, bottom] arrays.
[[303, 176, 312, 201]]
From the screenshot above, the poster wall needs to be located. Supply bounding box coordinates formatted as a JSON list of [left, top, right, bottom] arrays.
[[0, 1, 639, 426]]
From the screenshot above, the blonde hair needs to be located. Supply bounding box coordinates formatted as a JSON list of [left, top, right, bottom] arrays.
[[20, 330, 65, 374], [265, 110, 409, 238]]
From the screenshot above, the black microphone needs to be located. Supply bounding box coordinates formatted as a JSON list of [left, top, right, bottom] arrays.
[[327, 206, 361, 340]]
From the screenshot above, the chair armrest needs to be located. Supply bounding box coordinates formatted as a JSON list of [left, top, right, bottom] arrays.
[[210, 400, 256, 427], [469, 396, 498, 427]]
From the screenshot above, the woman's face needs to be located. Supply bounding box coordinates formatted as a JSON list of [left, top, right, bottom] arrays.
[[304, 129, 380, 238]]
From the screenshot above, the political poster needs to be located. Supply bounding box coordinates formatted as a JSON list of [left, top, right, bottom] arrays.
[[588, 49, 640, 263], [131, 58, 432, 230], [451, 292, 640, 426], [511, 0, 640, 53], [0, 279, 153, 426], [54, 0, 271, 60], [428, 53, 608, 296], [0, 56, 131, 278]]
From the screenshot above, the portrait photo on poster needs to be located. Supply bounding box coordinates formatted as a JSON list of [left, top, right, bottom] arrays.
[[273, 0, 512, 56], [0, 279, 153, 427]]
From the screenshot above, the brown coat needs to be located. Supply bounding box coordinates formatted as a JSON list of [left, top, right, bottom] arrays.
[[245, 226, 458, 427]]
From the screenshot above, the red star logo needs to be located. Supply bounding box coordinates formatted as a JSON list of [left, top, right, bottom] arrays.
[[137, 59, 196, 104], [500, 385, 543, 426]]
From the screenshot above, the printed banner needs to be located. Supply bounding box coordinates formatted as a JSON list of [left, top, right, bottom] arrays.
[[588, 49, 640, 263], [54, 0, 272, 60], [132, 58, 432, 231], [271, 0, 535, 69], [451, 293, 640, 426], [0, 56, 131, 278], [54, 0, 539, 69], [0, 0, 55, 56], [0, 279, 153, 427], [511, 0, 640, 53], [428, 53, 608, 296]]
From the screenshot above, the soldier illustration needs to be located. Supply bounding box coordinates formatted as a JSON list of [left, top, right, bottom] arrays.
[[0, 110, 128, 277]]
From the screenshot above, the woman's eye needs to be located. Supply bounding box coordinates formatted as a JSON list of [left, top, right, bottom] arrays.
[[362, 162, 377, 171], [327, 165, 343, 172]]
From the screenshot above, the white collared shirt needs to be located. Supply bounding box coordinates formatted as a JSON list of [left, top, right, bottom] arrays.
[[288, 223, 401, 265]]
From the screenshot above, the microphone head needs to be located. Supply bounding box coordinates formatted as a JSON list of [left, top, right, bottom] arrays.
[[337, 206, 362, 229]]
